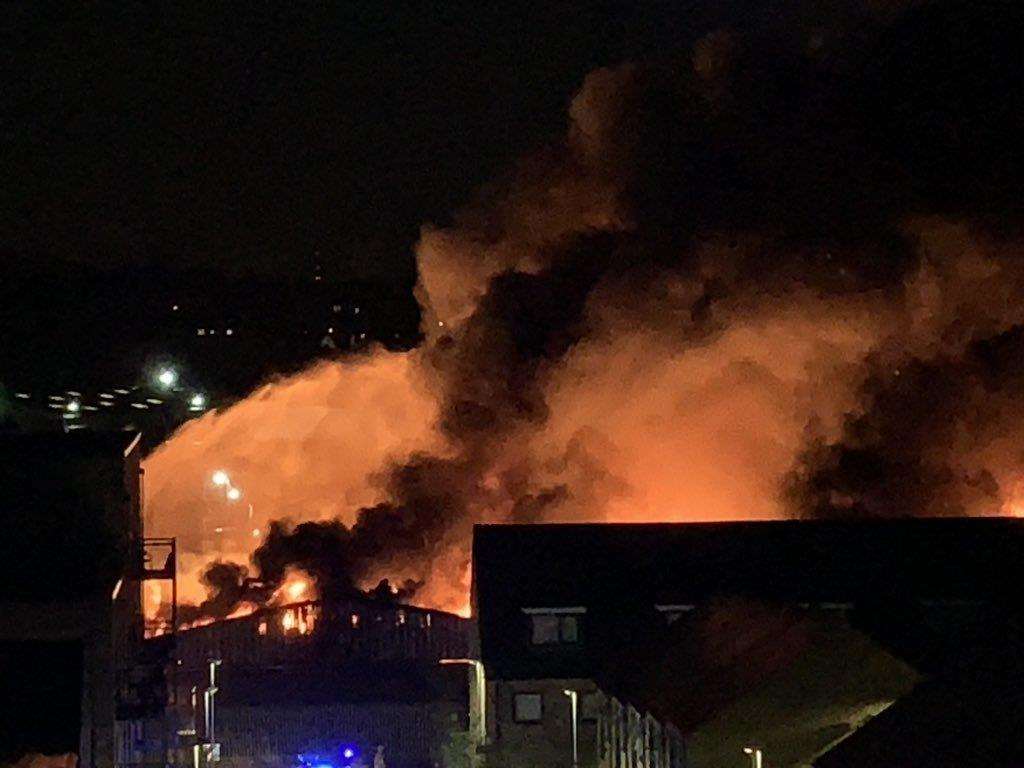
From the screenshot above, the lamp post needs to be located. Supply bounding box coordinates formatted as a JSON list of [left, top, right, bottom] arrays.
[[440, 659, 486, 745], [564, 689, 579, 768]]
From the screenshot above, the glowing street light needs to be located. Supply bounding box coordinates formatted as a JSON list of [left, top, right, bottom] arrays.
[[226, 487, 242, 502], [156, 368, 177, 388], [211, 470, 230, 487], [65, 400, 81, 413], [744, 747, 763, 768], [190, 393, 206, 409]]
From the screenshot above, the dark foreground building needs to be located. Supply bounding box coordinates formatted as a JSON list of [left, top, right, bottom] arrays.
[[472, 519, 1024, 768], [116, 596, 475, 768], [0, 432, 144, 768]]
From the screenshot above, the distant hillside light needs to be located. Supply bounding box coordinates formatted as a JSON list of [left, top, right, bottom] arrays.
[[157, 368, 177, 388], [190, 393, 206, 409]]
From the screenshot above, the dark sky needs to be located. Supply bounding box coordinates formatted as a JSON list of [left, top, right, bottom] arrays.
[[3, 2, 896, 283]]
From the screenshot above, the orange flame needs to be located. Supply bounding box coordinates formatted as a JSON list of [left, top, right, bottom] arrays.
[[272, 567, 317, 606]]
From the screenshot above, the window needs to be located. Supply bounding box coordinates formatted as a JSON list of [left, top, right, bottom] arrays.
[[523, 607, 585, 644], [532, 615, 560, 644], [514, 693, 543, 723], [581, 692, 602, 721]]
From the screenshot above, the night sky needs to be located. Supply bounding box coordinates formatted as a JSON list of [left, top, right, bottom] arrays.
[[6, 3, 693, 280], [4, 1, 915, 281], [4, 1, 1023, 386]]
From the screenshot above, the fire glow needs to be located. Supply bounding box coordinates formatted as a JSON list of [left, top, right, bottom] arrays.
[[272, 569, 317, 606], [144, 40, 1024, 621]]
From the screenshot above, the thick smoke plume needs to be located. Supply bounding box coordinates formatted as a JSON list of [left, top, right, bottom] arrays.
[[145, 1, 1024, 616]]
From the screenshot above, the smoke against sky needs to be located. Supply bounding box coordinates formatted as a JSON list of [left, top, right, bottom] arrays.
[[145, 2, 1024, 615]]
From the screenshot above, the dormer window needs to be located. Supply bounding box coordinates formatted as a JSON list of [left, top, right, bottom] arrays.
[[523, 607, 585, 644]]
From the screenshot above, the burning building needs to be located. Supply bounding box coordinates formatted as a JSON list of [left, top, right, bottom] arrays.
[[114, 592, 474, 768]]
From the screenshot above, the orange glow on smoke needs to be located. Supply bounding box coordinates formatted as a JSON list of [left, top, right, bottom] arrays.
[[141, 63, 1024, 619], [226, 601, 258, 620], [144, 352, 446, 610]]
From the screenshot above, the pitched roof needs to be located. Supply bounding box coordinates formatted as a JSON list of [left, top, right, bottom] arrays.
[[599, 605, 918, 764], [814, 674, 1024, 768]]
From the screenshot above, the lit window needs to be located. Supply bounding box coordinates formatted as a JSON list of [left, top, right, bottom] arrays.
[[359, 333, 366, 340], [524, 607, 585, 645], [257, 620, 268, 636], [354, 307, 360, 315], [351, 613, 360, 628], [226, 328, 233, 336], [514, 693, 543, 723], [282, 609, 296, 633], [397, 609, 407, 626], [197, 328, 206, 336], [333, 304, 342, 313]]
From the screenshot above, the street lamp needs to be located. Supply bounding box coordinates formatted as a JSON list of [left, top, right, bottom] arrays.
[[440, 659, 487, 745], [564, 689, 579, 768], [226, 487, 242, 502], [190, 393, 206, 409], [744, 746, 763, 768], [157, 368, 177, 388], [211, 470, 230, 487]]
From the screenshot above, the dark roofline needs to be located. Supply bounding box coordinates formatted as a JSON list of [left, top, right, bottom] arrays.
[[174, 594, 470, 636], [474, 516, 1024, 535], [473, 516, 1024, 617], [0, 429, 142, 456]]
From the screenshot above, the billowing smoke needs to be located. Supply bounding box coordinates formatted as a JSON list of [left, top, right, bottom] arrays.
[[145, 1, 1024, 617]]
